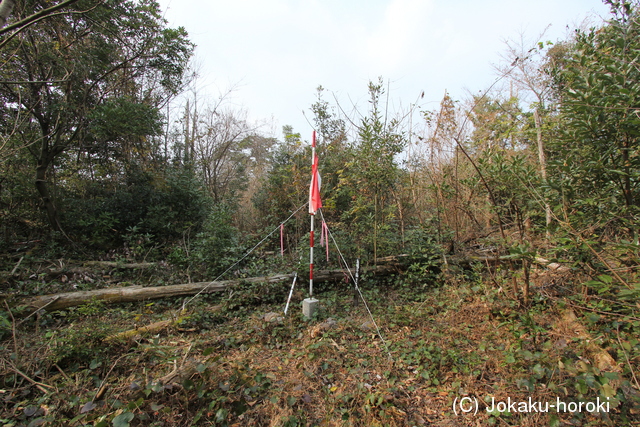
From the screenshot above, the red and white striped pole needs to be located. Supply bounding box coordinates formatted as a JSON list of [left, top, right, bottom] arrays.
[[309, 130, 316, 298], [306, 130, 322, 316]]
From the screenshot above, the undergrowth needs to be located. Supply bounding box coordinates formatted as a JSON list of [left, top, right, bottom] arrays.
[[1, 257, 640, 426]]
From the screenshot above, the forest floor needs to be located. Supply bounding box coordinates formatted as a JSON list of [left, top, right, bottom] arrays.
[[1, 251, 640, 426]]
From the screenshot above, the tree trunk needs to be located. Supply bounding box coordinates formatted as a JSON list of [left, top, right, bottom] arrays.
[[35, 159, 62, 232], [533, 109, 551, 237]]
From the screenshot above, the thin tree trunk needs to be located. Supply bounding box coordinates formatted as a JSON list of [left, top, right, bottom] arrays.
[[534, 109, 551, 237], [184, 99, 190, 161]]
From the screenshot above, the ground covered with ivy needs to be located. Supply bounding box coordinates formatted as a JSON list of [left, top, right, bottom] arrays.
[[1, 252, 639, 427]]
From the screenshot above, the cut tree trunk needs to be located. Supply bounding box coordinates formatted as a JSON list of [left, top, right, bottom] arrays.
[[20, 264, 402, 312]]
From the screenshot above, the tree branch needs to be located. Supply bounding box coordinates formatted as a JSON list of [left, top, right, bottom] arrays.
[[0, 0, 81, 36], [0, 0, 16, 29]]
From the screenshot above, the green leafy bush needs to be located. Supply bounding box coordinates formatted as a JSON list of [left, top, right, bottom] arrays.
[[62, 165, 210, 252], [190, 204, 242, 277]]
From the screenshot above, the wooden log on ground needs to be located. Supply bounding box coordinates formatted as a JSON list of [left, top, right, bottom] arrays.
[[104, 319, 174, 342], [21, 274, 291, 312], [80, 261, 157, 269], [104, 305, 223, 342], [19, 264, 402, 312]]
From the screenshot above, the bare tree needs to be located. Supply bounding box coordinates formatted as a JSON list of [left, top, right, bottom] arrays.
[[494, 31, 555, 234], [194, 107, 255, 202]]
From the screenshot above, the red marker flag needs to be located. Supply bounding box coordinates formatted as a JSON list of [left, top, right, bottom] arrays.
[[309, 153, 322, 214]]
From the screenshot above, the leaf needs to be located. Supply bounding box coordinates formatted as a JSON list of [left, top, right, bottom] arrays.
[[215, 408, 228, 423], [23, 406, 40, 417], [597, 274, 614, 284], [150, 402, 164, 412], [112, 411, 134, 427], [80, 401, 97, 414], [601, 383, 616, 399]]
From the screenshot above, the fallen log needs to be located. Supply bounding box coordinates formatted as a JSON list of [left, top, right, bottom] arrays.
[[19, 264, 402, 312], [104, 305, 223, 343], [79, 261, 157, 269], [104, 319, 173, 343]]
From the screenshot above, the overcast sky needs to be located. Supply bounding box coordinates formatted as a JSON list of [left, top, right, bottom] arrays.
[[156, 0, 610, 140]]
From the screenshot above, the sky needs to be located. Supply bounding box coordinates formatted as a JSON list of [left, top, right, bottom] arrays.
[[156, 0, 611, 140]]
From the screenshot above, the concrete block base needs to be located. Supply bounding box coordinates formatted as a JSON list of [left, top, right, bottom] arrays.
[[302, 298, 319, 318]]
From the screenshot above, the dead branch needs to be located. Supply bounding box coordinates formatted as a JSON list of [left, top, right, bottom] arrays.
[[3, 357, 56, 393], [156, 357, 200, 387]]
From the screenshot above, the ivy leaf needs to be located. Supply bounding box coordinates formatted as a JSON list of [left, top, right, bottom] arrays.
[[112, 412, 134, 427], [601, 383, 616, 399]]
